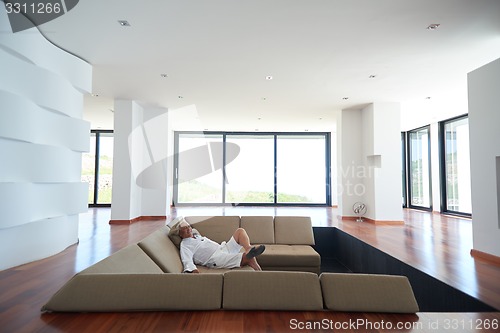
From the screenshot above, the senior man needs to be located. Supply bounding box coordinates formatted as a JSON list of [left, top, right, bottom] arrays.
[[177, 220, 265, 273]]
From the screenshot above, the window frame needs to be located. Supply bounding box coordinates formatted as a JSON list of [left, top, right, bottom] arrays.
[[173, 131, 331, 207], [438, 114, 472, 217], [401, 132, 408, 208], [407, 125, 433, 211], [86, 129, 114, 207]]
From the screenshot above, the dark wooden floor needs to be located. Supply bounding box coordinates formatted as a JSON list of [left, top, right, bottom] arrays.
[[1, 206, 499, 333]]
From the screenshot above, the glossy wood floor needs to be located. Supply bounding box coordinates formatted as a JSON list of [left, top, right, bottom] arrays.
[[0, 206, 499, 333]]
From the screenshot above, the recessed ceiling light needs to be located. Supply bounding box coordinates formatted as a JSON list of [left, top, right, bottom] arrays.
[[426, 96, 432, 99], [369, 75, 376, 79], [118, 20, 131, 27], [342, 97, 349, 100], [178, 96, 184, 99], [427, 23, 440, 30], [160, 74, 168, 78], [265, 76, 273, 80], [91, 93, 99, 97]]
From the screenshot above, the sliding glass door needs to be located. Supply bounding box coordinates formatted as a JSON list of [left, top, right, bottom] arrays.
[[176, 133, 224, 203], [174, 132, 330, 206], [225, 135, 275, 203], [82, 130, 114, 206], [408, 126, 432, 210], [440, 116, 471, 215], [276, 135, 327, 204]]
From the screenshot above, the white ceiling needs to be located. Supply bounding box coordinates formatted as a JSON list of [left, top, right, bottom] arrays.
[[38, 0, 500, 131]]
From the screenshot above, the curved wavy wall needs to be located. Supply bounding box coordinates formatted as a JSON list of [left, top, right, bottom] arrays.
[[0, 11, 91, 270]]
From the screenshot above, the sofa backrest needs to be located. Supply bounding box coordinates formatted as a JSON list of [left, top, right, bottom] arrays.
[[137, 226, 184, 273], [274, 216, 315, 245], [240, 216, 275, 244], [180, 215, 315, 245], [320, 273, 420, 313], [42, 273, 224, 312], [223, 270, 324, 310], [81, 244, 164, 274], [185, 216, 240, 243]]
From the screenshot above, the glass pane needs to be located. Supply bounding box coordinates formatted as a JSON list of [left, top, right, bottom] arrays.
[[276, 135, 326, 204], [409, 128, 431, 208], [82, 134, 96, 204], [444, 118, 471, 214], [225, 135, 275, 203], [97, 134, 114, 204], [177, 133, 223, 203]]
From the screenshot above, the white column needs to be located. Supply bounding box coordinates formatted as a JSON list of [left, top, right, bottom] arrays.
[[337, 103, 403, 222], [110, 101, 168, 222], [337, 109, 362, 218]]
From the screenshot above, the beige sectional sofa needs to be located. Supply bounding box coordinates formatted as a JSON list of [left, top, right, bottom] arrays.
[[182, 215, 321, 273], [41, 216, 419, 313]]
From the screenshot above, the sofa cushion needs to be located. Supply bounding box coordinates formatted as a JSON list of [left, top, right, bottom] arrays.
[[320, 273, 420, 313], [274, 216, 315, 245], [257, 244, 320, 273], [138, 226, 183, 273], [223, 271, 323, 310], [80, 244, 164, 274], [185, 216, 240, 244], [41, 273, 223, 312], [240, 216, 275, 244]]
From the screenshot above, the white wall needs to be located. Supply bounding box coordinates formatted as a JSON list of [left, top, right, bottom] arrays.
[[468, 57, 500, 257], [0, 11, 91, 270], [337, 109, 363, 217], [111, 101, 169, 221]]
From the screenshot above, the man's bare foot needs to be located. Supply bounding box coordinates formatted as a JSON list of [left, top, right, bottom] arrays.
[[248, 258, 262, 271]]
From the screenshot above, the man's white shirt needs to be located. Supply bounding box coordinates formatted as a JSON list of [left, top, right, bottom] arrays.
[[180, 235, 220, 272]]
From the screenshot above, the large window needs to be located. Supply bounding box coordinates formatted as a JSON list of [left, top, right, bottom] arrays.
[[174, 132, 331, 206], [82, 130, 114, 206], [276, 135, 327, 204], [408, 126, 432, 210], [176, 133, 224, 203], [225, 135, 275, 203], [440, 115, 471, 216]]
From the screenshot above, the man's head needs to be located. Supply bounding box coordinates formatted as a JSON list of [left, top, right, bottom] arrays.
[[178, 221, 193, 239]]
